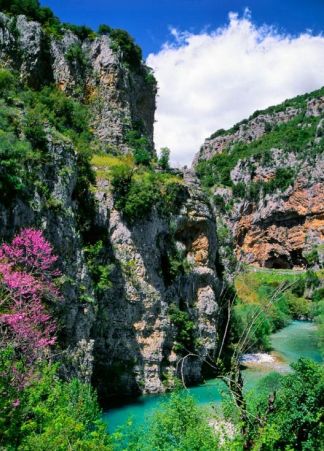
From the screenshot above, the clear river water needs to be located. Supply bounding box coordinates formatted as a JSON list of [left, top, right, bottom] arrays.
[[102, 321, 322, 433]]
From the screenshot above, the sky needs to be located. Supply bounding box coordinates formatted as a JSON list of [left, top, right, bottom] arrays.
[[42, 1, 324, 165]]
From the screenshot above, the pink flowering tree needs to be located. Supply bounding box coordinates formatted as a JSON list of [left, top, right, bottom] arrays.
[[0, 229, 60, 372]]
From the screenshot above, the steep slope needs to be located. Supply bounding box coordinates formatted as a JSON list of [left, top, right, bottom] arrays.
[[0, 11, 156, 150], [0, 11, 224, 400], [195, 89, 324, 271]]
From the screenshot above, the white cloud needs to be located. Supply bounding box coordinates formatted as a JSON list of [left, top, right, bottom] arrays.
[[147, 11, 324, 166]]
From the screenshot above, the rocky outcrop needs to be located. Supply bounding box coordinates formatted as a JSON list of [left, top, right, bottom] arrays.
[[195, 93, 324, 270], [194, 96, 324, 165], [0, 13, 223, 399], [92, 170, 222, 398], [231, 151, 324, 268], [0, 12, 156, 150]]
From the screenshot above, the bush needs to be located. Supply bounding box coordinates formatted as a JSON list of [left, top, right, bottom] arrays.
[[232, 303, 272, 351], [98, 24, 111, 35], [65, 43, 88, 69], [24, 109, 47, 150], [0, 131, 36, 200], [110, 28, 142, 69], [158, 147, 170, 170], [263, 359, 324, 450], [125, 129, 152, 166], [225, 359, 324, 450], [0, 362, 113, 450], [0, 68, 16, 94], [65, 24, 95, 40], [169, 304, 195, 351], [116, 392, 219, 450], [0, 0, 61, 33]]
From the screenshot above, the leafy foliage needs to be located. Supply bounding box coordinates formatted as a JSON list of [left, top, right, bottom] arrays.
[[197, 111, 322, 195], [114, 392, 220, 450], [231, 268, 323, 352], [125, 128, 152, 166], [158, 147, 171, 170], [237, 359, 324, 450], [0, 69, 94, 208], [92, 154, 186, 222], [169, 304, 195, 352], [84, 240, 113, 292], [0, 361, 113, 450], [109, 28, 142, 70]]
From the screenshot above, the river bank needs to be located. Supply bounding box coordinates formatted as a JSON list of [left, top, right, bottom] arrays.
[[103, 320, 322, 432]]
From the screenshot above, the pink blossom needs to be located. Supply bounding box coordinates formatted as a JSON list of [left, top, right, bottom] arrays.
[[0, 229, 59, 368]]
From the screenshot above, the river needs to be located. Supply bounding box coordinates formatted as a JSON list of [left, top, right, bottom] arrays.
[[102, 321, 322, 433]]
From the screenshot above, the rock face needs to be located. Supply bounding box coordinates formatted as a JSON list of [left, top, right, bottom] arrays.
[[0, 12, 156, 150], [0, 13, 223, 399], [231, 151, 324, 268], [195, 93, 324, 270], [194, 107, 300, 166], [92, 170, 222, 398]]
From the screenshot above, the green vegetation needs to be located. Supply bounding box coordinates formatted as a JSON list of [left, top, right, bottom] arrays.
[[169, 304, 195, 352], [158, 147, 171, 170], [0, 1, 154, 77], [114, 392, 220, 450], [0, 0, 61, 34], [84, 240, 114, 292], [109, 29, 142, 70], [232, 167, 296, 201], [65, 43, 88, 69], [91, 153, 186, 222], [125, 128, 152, 166], [197, 114, 322, 192], [111, 359, 323, 450], [0, 354, 113, 450], [224, 359, 324, 450], [231, 268, 323, 351], [0, 68, 94, 207]]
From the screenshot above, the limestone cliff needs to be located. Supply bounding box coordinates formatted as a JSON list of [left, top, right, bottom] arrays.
[[195, 90, 324, 271], [0, 12, 223, 400], [0, 12, 156, 150]]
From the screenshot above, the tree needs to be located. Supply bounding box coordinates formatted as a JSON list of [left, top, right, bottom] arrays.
[[0, 229, 60, 366], [158, 147, 170, 170]]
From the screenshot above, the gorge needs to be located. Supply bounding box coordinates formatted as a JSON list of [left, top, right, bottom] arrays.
[[0, 2, 323, 450]]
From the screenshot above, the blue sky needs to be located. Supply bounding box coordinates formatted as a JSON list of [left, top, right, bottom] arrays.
[[42, 0, 324, 57], [41, 1, 324, 165]]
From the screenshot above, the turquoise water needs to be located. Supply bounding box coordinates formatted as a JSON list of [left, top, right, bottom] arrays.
[[102, 321, 322, 432]]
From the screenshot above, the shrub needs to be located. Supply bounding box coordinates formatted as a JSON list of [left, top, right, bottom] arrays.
[[158, 147, 170, 170], [263, 359, 324, 450], [0, 0, 61, 33], [98, 24, 111, 35], [0, 362, 113, 449], [65, 43, 88, 69], [232, 303, 272, 351], [64, 24, 95, 41], [116, 392, 219, 450], [0, 131, 36, 201], [110, 28, 142, 69], [121, 172, 159, 220], [0, 68, 16, 94], [84, 240, 113, 292], [125, 129, 152, 166], [24, 109, 47, 151], [0, 229, 60, 362], [169, 304, 195, 351]]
